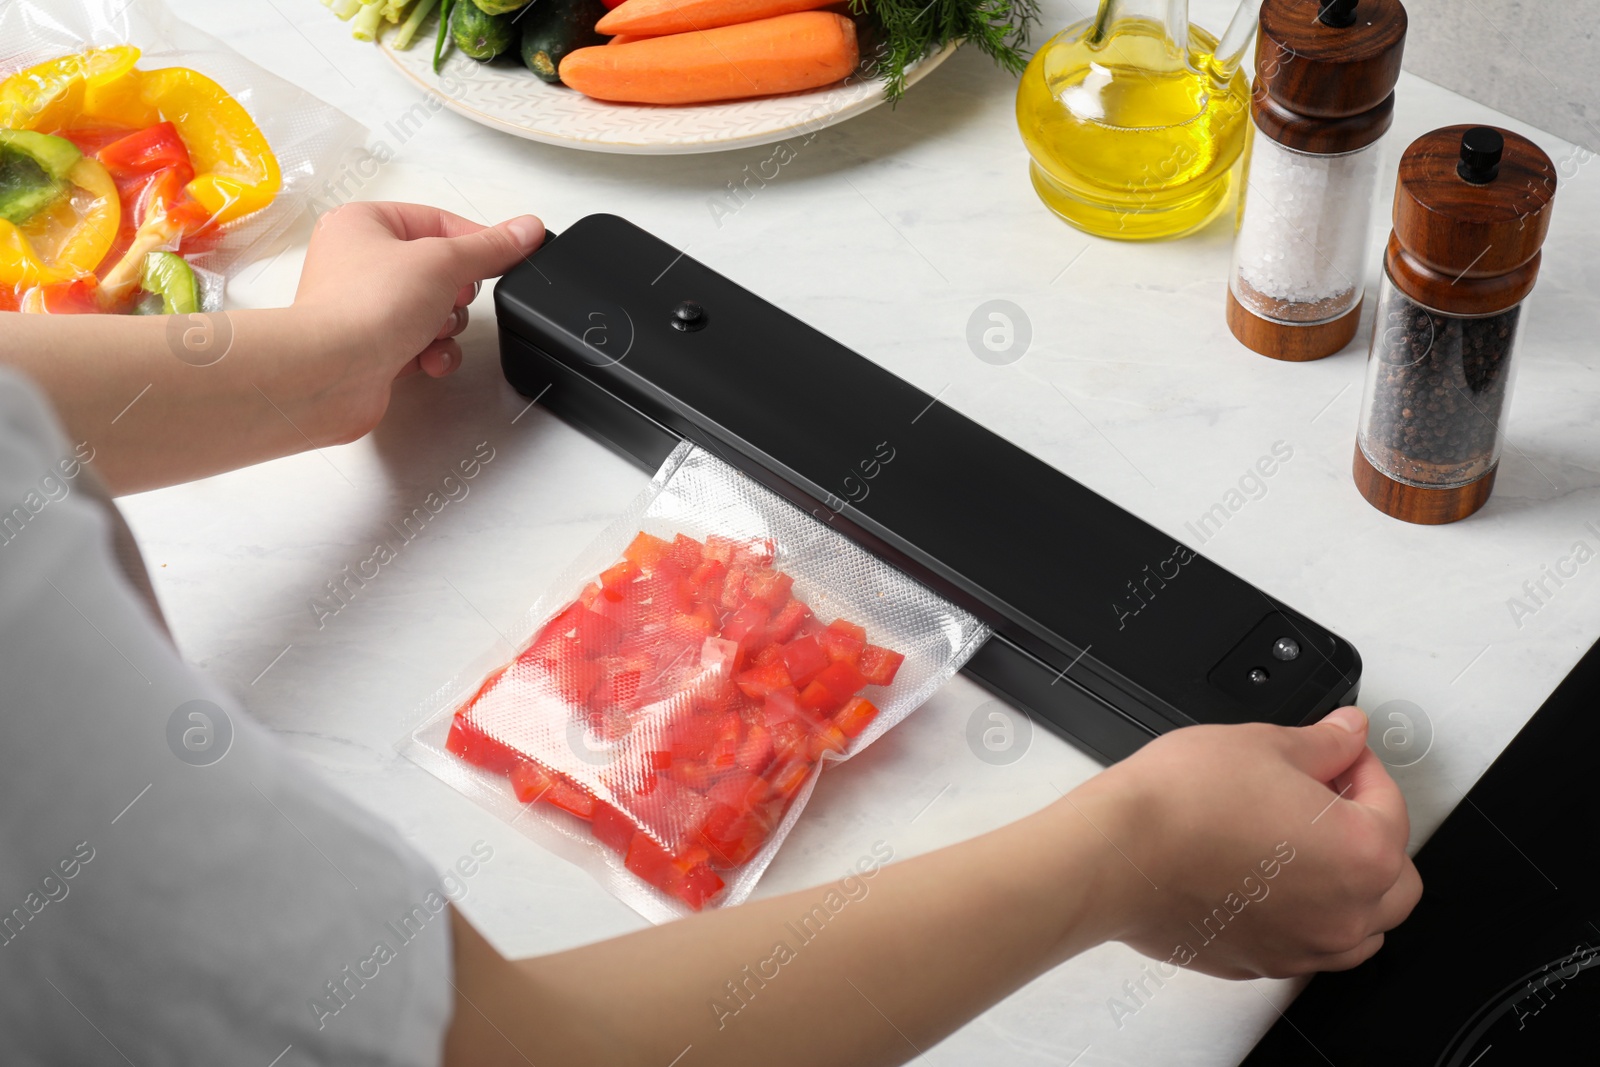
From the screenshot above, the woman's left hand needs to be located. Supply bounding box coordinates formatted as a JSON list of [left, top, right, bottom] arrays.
[[290, 201, 545, 440]]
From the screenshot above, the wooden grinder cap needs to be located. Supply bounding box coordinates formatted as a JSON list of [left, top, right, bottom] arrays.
[[1254, 0, 1408, 153], [1388, 124, 1558, 313]]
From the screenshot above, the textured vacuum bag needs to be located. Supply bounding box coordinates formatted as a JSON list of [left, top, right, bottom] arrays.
[[405, 442, 989, 921]]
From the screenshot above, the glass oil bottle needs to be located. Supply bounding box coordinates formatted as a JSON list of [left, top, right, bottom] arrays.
[[1015, 0, 1258, 240]]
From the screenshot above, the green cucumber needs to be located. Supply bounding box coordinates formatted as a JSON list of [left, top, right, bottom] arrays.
[[519, 0, 609, 84], [471, 0, 531, 14], [0, 130, 83, 181], [452, 2, 516, 60], [0, 129, 82, 226], [138, 252, 201, 316]]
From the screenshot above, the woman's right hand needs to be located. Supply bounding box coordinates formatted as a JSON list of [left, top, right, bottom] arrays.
[[1064, 706, 1422, 979]]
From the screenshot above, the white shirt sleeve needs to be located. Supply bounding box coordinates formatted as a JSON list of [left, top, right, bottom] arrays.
[[0, 368, 454, 1066]]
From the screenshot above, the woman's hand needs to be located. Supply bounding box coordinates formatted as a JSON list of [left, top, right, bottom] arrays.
[[1067, 706, 1422, 979], [289, 202, 545, 443]]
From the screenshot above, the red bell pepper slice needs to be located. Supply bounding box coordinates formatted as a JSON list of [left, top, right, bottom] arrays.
[[97, 122, 195, 181], [20, 279, 102, 315]]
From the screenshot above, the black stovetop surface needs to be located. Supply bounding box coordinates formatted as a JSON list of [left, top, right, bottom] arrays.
[[1245, 637, 1600, 1065]]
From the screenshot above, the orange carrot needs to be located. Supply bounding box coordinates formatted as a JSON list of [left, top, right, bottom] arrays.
[[562, 12, 858, 105], [606, 34, 654, 45], [597, 0, 836, 37]]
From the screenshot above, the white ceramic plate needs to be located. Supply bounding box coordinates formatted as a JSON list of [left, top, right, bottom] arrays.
[[380, 32, 955, 155]]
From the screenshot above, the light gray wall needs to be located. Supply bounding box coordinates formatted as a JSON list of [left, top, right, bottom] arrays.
[[1399, 0, 1600, 151]]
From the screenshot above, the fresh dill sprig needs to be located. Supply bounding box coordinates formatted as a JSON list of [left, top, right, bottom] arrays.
[[851, 0, 1042, 102]]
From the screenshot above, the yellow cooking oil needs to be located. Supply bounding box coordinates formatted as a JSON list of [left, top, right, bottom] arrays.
[[1016, 15, 1250, 240]]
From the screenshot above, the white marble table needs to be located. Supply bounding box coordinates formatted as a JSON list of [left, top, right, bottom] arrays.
[[130, 1, 1600, 1062]]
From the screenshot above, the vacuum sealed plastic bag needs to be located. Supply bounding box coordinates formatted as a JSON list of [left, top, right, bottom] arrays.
[[0, 0, 365, 313], [405, 443, 990, 921]]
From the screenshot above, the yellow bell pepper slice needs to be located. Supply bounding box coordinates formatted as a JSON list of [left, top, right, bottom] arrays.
[[0, 156, 120, 288], [0, 46, 140, 134]]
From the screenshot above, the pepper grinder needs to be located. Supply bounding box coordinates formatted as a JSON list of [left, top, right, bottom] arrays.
[[1353, 125, 1558, 524], [1227, 0, 1407, 361]]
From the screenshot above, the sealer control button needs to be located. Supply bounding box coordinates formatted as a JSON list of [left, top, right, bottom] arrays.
[[671, 301, 707, 332]]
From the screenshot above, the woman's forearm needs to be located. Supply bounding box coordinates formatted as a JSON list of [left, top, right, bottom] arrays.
[[0, 203, 542, 496], [446, 795, 1131, 1067], [0, 308, 370, 493], [445, 712, 1422, 1067]]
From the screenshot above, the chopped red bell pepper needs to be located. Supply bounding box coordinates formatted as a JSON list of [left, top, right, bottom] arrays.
[[766, 758, 813, 801], [735, 659, 792, 700], [736, 723, 775, 775], [687, 558, 727, 605], [445, 710, 522, 776], [622, 531, 674, 568], [798, 660, 868, 715], [553, 657, 603, 708], [590, 800, 637, 855], [743, 570, 794, 613], [751, 642, 786, 668], [834, 696, 881, 739], [510, 760, 597, 820], [856, 644, 905, 687], [818, 619, 867, 665], [810, 722, 849, 759], [624, 831, 725, 910], [766, 597, 812, 644], [669, 533, 704, 572], [780, 635, 829, 688], [598, 559, 641, 600], [447, 527, 907, 912]]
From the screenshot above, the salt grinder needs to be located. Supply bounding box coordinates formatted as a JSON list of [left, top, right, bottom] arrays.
[[1227, 0, 1407, 360], [1353, 125, 1557, 524]]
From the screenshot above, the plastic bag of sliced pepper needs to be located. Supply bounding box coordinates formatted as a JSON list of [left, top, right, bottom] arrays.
[[404, 443, 991, 920], [0, 0, 364, 313]]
